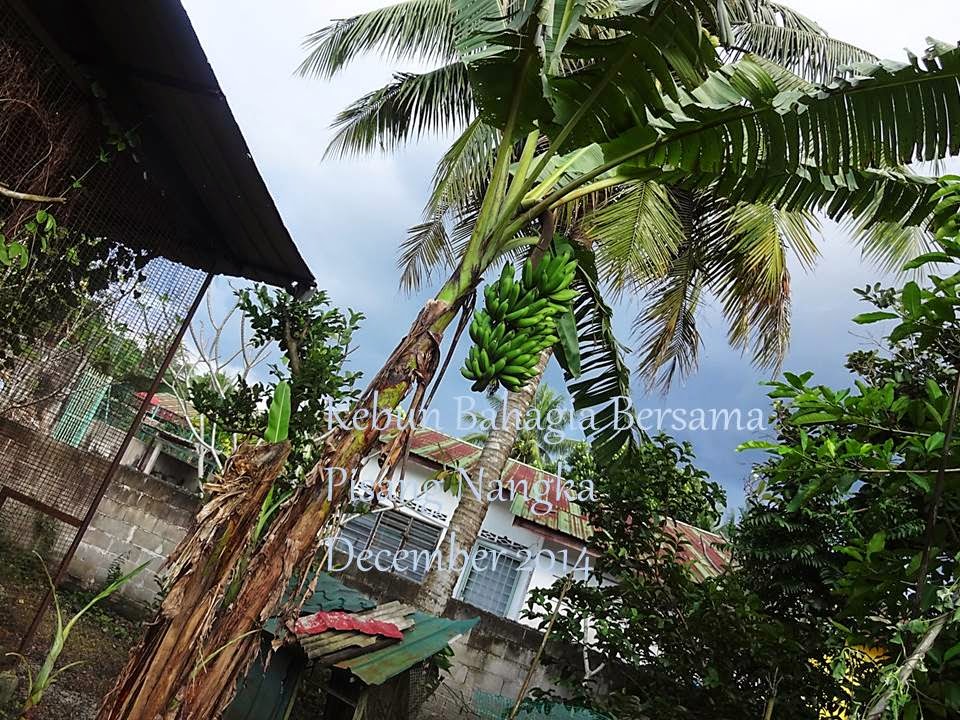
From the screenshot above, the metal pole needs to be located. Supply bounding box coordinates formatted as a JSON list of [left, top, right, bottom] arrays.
[[16, 271, 214, 656]]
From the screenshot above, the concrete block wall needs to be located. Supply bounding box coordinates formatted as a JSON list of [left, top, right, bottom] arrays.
[[421, 598, 555, 719], [66, 465, 198, 605], [0, 418, 199, 607], [332, 562, 560, 719]]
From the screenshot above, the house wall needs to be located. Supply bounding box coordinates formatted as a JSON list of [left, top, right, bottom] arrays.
[[348, 458, 573, 628]]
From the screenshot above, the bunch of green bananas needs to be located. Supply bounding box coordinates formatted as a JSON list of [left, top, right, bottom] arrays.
[[461, 248, 578, 392]]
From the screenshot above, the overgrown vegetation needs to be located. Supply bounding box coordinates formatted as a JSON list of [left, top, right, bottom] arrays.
[[182, 285, 364, 483], [527, 181, 960, 719]]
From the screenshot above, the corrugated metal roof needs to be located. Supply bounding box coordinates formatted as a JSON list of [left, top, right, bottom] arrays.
[[19, 0, 314, 290], [263, 572, 375, 635], [402, 425, 730, 577], [295, 610, 403, 640], [406, 426, 574, 513], [336, 612, 479, 686], [299, 602, 418, 664], [267, 573, 478, 686], [510, 493, 594, 542]]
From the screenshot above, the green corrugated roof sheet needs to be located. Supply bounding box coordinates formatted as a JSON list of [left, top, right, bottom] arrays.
[[335, 612, 479, 686], [263, 572, 376, 635]]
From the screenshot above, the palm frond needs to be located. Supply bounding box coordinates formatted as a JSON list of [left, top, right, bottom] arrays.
[[855, 222, 934, 275], [325, 63, 474, 159], [631, 191, 731, 392], [730, 22, 877, 84], [722, 0, 875, 84], [299, 0, 455, 79], [634, 245, 705, 394], [724, 202, 819, 287], [723, 0, 831, 36], [843, 191, 936, 274], [710, 203, 818, 368], [425, 117, 499, 220], [398, 217, 456, 293], [582, 180, 685, 295]]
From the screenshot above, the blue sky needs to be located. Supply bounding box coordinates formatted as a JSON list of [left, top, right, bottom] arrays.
[[180, 0, 959, 512]]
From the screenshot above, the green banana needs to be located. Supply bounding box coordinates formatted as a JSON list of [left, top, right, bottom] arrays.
[[523, 258, 535, 288], [550, 288, 578, 303]]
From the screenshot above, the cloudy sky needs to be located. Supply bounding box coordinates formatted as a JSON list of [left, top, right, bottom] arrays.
[[180, 0, 960, 512]]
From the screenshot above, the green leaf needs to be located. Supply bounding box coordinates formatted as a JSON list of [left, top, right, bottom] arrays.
[[889, 321, 920, 344], [792, 412, 839, 425], [903, 251, 954, 270], [852, 311, 898, 324], [866, 531, 886, 556], [787, 479, 821, 512], [902, 281, 921, 316], [925, 431, 946, 452], [264, 381, 292, 443], [553, 306, 581, 378], [944, 642, 960, 664], [736, 439, 779, 451]]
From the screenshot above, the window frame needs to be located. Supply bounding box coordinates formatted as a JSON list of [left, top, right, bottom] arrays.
[[454, 538, 527, 619], [336, 506, 445, 583]]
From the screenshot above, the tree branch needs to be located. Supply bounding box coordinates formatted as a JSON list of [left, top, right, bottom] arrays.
[[863, 611, 951, 720], [0, 182, 66, 204]]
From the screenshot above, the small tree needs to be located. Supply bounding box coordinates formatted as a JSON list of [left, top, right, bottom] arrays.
[[162, 285, 364, 481]]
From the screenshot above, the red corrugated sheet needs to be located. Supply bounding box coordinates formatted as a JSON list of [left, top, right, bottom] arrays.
[[294, 611, 403, 639]]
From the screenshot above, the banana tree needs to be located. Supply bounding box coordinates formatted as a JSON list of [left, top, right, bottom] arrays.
[[305, 0, 941, 614], [98, 2, 960, 716]]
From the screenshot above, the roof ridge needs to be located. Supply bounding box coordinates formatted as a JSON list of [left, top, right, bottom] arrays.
[[409, 423, 561, 480]]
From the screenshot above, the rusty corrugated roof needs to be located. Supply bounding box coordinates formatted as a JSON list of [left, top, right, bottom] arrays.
[[295, 610, 403, 640], [403, 425, 729, 577]]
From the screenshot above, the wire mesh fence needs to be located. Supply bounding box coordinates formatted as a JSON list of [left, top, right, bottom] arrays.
[[0, 0, 208, 572]]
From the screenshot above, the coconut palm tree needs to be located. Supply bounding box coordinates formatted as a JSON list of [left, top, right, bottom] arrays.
[[298, 0, 934, 616], [99, 2, 960, 715], [301, 0, 903, 389]]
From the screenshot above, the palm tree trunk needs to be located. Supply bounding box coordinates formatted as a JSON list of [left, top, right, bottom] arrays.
[[416, 210, 557, 616], [416, 348, 550, 615]]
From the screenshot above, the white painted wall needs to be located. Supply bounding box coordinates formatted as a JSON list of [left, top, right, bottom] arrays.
[[343, 452, 584, 625]]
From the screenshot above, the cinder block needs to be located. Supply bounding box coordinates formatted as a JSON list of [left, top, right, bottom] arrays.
[[455, 648, 487, 671], [97, 497, 125, 518], [131, 527, 165, 554], [79, 527, 113, 551], [475, 670, 505, 695], [449, 664, 469, 686], [94, 516, 135, 542]]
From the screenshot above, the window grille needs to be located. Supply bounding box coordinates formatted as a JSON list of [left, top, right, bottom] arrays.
[[459, 545, 523, 617], [337, 509, 443, 583]]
